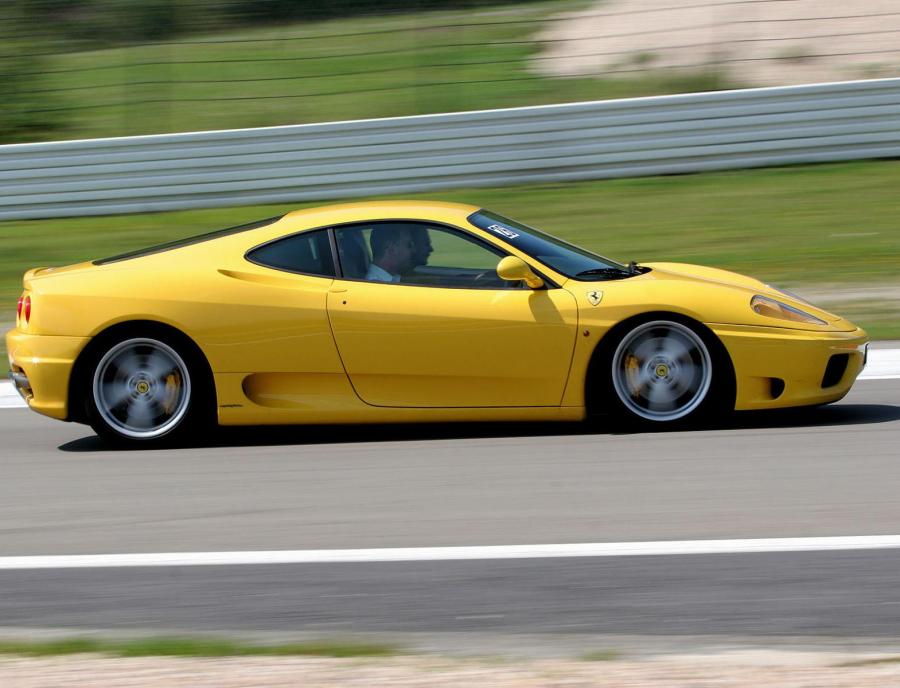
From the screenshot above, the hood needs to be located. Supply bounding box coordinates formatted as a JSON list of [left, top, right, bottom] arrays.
[[641, 262, 769, 291], [639, 262, 842, 323]]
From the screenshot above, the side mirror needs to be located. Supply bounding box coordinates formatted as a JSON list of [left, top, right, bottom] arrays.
[[496, 256, 544, 289]]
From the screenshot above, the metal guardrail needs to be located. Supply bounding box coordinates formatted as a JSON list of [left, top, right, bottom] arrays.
[[1, 78, 899, 220]]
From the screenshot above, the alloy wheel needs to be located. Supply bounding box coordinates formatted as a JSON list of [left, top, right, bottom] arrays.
[[611, 320, 712, 422], [92, 338, 192, 439]]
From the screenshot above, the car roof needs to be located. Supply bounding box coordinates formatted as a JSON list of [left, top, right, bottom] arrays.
[[277, 200, 481, 231]]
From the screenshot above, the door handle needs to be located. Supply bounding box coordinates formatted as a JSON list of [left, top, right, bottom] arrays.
[[329, 287, 348, 293]]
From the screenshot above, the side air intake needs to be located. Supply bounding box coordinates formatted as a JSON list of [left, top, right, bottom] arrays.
[[821, 354, 849, 388]]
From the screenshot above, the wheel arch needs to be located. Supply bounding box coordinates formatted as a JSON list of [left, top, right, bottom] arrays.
[[584, 311, 736, 417], [67, 320, 216, 425]]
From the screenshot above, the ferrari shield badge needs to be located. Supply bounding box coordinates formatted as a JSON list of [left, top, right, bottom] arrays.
[[586, 290, 603, 306]]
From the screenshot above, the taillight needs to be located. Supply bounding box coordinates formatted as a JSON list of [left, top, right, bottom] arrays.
[[16, 295, 23, 319], [23, 295, 31, 324]]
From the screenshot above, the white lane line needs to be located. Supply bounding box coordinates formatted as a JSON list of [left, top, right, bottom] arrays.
[[0, 381, 24, 409], [5, 535, 900, 569], [0, 348, 897, 411], [861, 348, 900, 380]]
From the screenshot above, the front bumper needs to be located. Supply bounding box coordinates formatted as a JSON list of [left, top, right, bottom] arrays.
[[711, 324, 868, 411], [5, 328, 90, 420]]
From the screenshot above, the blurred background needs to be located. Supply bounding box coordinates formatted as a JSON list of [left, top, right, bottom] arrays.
[[3, 0, 899, 142]]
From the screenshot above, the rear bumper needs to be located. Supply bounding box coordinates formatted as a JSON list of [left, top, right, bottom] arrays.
[[711, 324, 868, 411], [5, 328, 89, 420]]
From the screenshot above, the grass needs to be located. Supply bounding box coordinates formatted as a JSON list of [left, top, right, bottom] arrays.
[[20, 0, 731, 142], [0, 637, 401, 658]]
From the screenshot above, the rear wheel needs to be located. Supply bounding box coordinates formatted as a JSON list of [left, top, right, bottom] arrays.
[[86, 336, 202, 445], [608, 319, 719, 426]]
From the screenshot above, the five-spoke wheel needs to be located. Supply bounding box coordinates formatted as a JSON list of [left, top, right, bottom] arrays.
[[610, 320, 714, 423], [88, 337, 195, 443]]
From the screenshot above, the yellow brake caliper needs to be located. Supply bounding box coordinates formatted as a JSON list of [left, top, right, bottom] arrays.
[[625, 354, 642, 398], [162, 373, 180, 414]]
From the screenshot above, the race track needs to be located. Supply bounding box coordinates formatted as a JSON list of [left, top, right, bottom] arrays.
[[0, 368, 898, 645]]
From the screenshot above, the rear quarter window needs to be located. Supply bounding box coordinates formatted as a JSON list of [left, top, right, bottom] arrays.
[[246, 229, 335, 277]]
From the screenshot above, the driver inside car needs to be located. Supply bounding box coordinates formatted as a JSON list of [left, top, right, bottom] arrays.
[[405, 226, 434, 277], [366, 225, 415, 283]]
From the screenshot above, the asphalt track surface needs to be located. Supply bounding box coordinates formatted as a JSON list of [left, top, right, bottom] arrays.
[[0, 375, 898, 641]]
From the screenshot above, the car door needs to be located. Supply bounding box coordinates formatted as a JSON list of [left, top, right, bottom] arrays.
[[326, 221, 579, 408], [208, 227, 343, 376]]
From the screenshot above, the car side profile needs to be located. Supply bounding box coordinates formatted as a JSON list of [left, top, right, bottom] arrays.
[[6, 200, 868, 445]]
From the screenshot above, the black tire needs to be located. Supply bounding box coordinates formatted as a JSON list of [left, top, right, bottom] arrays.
[[83, 333, 211, 447], [592, 317, 734, 429]]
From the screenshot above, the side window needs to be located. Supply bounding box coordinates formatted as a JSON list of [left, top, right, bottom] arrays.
[[335, 222, 522, 289], [247, 229, 335, 277]]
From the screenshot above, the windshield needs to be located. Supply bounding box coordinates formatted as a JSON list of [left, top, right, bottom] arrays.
[[467, 210, 632, 280]]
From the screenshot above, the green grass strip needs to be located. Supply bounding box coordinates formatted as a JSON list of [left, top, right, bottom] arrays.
[[0, 637, 401, 658]]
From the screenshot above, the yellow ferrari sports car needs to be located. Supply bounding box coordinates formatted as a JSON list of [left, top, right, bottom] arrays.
[[6, 200, 867, 445]]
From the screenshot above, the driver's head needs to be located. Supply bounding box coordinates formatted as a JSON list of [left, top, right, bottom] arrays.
[[409, 226, 433, 269], [370, 225, 415, 274]]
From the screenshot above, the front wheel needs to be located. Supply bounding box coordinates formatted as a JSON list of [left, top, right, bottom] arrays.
[[609, 319, 718, 425], [86, 336, 201, 445]]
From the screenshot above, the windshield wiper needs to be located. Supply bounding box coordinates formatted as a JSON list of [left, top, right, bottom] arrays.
[[575, 266, 635, 279]]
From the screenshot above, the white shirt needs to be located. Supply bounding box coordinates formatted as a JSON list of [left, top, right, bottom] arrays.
[[365, 263, 400, 283]]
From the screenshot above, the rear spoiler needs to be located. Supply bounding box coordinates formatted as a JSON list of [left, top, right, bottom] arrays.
[[23, 267, 50, 289]]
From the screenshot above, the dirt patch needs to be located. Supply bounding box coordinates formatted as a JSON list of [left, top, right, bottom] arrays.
[[6, 652, 900, 687], [534, 0, 900, 86]]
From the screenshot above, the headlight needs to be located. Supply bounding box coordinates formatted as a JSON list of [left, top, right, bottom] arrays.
[[751, 295, 827, 325]]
